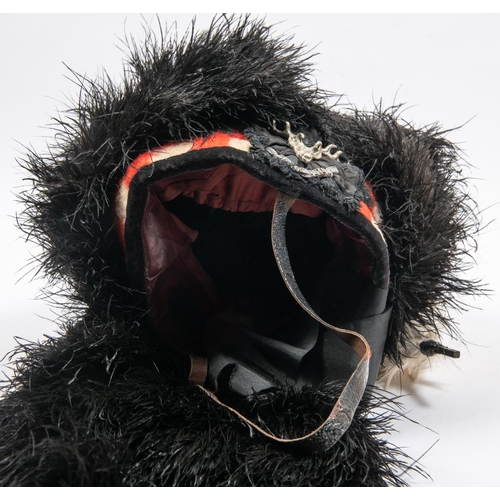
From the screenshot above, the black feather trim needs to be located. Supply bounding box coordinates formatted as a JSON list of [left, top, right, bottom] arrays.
[[0, 317, 416, 486], [16, 17, 480, 365], [5, 15, 482, 485]]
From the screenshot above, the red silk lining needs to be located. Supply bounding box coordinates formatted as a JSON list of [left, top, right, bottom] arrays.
[[150, 163, 324, 217]]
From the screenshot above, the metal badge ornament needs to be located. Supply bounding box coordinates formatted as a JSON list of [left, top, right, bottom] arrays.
[[272, 120, 343, 163]]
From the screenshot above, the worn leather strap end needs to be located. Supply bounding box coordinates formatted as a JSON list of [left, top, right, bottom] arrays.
[[189, 355, 208, 386]]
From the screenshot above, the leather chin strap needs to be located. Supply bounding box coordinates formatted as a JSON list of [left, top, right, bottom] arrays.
[[190, 192, 372, 446]]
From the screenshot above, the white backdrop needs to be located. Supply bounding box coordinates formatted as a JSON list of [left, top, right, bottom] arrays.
[[0, 13, 498, 487]]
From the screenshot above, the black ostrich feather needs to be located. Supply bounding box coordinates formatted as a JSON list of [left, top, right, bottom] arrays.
[[2, 15, 480, 486], [0, 315, 417, 486]]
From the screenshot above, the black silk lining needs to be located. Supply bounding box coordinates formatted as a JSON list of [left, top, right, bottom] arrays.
[[125, 154, 391, 394], [165, 196, 354, 393], [156, 194, 389, 392]]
